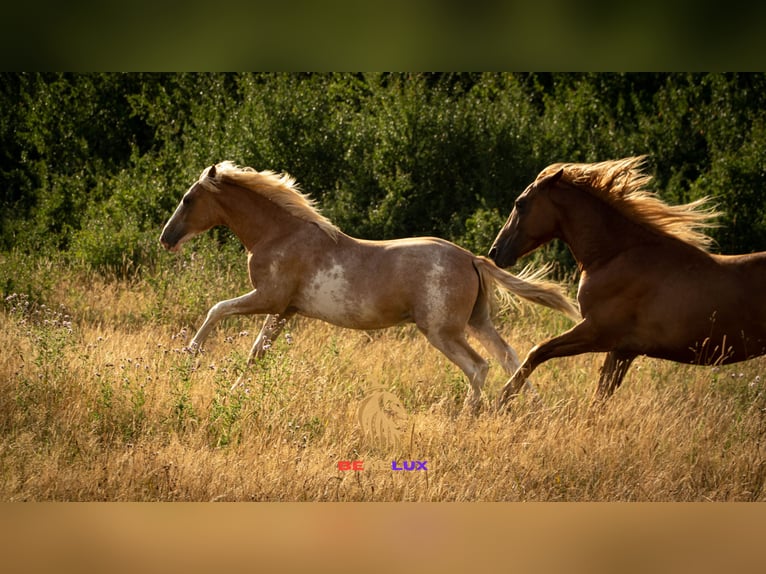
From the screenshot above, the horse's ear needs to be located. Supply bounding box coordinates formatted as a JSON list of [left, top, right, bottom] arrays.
[[540, 168, 564, 188], [208, 164, 217, 179]]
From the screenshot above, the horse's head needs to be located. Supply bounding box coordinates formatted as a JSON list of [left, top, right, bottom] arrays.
[[160, 164, 222, 252], [488, 168, 564, 268]]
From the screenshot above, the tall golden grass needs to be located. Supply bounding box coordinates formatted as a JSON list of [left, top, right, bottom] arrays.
[[2, 255, 766, 501]]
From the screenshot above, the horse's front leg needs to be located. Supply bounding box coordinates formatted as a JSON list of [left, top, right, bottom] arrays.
[[595, 350, 636, 401], [496, 319, 599, 410], [246, 311, 295, 364], [229, 313, 293, 391], [189, 289, 276, 351], [496, 359, 537, 410]]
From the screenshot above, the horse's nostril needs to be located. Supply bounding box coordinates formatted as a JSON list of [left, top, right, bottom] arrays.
[[488, 246, 497, 260]]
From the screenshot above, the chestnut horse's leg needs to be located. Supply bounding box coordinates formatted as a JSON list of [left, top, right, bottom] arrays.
[[467, 312, 540, 400], [496, 319, 600, 409], [595, 351, 636, 400]]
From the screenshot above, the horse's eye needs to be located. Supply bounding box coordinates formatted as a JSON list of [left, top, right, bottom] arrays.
[[515, 197, 528, 213], [182, 195, 192, 206]]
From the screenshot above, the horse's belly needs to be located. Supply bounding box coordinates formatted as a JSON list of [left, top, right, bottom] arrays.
[[301, 304, 407, 331], [644, 327, 766, 365], [634, 273, 766, 364]]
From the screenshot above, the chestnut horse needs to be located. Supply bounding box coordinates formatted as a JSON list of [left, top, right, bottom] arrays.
[[489, 155, 766, 407], [160, 162, 579, 411]]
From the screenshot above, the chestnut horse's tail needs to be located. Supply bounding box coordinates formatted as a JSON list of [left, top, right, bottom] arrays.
[[473, 256, 580, 321]]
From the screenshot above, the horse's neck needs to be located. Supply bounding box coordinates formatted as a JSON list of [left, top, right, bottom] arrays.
[[217, 184, 310, 251], [554, 186, 652, 270]]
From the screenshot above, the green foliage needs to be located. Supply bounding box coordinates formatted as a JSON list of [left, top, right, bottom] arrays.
[[169, 353, 200, 434], [3, 293, 76, 440], [4, 73, 766, 279], [91, 367, 148, 444], [68, 162, 172, 276]]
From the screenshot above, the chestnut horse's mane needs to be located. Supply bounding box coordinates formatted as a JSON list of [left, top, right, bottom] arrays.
[[538, 155, 720, 252], [198, 161, 340, 240]]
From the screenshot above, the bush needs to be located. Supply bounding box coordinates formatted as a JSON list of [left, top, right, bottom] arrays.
[[5, 72, 766, 279]]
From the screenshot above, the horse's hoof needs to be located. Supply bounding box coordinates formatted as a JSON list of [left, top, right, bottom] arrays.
[[462, 396, 484, 417], [495, 392, 514, 414]]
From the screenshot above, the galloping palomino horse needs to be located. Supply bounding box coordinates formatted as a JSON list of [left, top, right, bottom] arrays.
[[160, 161, 579, 411], [488, 155, 766, 408]]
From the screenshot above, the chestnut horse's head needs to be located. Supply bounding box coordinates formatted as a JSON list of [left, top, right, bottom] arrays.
[[159, 164, 222, 252], [488, 168, 564, 268]]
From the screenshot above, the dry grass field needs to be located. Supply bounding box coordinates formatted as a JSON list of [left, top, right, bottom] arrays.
[[2, 250, 766, 501]]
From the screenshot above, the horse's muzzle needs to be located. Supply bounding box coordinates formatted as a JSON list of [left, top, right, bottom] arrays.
[[159, 221, 187, 252], [488, 243, 516, 268], [159, 232, 181, 253], [160, 239, 180, 253]]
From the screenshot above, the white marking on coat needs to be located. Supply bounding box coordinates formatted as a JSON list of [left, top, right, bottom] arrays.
[[307, 264, 351, 318], [423, 262, 448, 327], [269, 261, 280, 278]]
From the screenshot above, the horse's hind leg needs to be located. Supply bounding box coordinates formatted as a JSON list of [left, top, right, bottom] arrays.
[[468, 320, 520, 372], [468, 310, 540, 399], [421, 327, 488, 414], [595, 351, 636, 401]]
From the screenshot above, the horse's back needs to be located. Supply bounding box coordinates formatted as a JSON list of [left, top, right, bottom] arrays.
[[716, 250, 766, 284], [715, 250, 766, 341], [651, 249, 766, 363], [291, 234, 481, 331], [361, 236, 479, 281]]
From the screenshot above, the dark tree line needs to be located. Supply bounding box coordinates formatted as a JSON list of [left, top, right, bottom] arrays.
[[2, 73, 766, 274]]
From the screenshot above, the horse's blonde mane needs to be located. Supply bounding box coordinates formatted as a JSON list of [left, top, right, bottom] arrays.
[[198, 161, 340, 240], [538, 155, 720, 251]]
